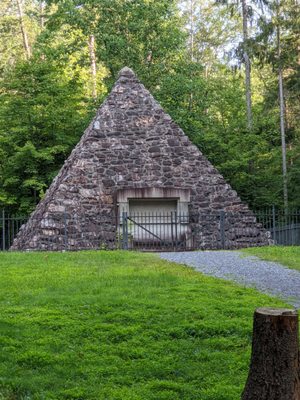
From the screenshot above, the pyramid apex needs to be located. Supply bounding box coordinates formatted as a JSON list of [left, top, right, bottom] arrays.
[[118, 67, 136, 78]]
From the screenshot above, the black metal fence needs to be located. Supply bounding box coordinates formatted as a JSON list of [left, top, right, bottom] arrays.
[[1, 210, 28, 251], [255, 208, 300, 246], [1, 208, 300, 251], [121, 211, 267, 251]]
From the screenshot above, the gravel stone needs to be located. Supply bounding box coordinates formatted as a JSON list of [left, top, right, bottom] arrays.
[[159, 251, 300, 308]]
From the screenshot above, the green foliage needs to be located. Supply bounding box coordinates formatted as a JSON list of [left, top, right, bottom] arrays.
[[0, 0, 39, 76], [0, 251, 289, 399], [45, 0, 186, 87], [249, 0, 300, 207], [0, 0, 186, 213], [0, 55, 96, 212], [0, 0, 299, 213]]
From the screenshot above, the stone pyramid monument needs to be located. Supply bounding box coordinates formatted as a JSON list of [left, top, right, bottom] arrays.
[[12, 67, 269, 250]]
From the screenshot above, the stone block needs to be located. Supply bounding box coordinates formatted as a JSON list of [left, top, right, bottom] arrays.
[[11, 67, 269, 251]]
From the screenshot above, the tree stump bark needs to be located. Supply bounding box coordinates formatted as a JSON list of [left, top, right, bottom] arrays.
[[242, 307, 300, 400]]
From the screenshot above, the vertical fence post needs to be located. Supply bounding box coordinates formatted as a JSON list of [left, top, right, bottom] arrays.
[[272, 205, 276, 243], [220, 210, 225, 249], [2, 209, 5, 251], [63, 210, 68, 251], [174, 210, 178, 251], [122, 212, 128, 250], [171, 211, 174, 249]]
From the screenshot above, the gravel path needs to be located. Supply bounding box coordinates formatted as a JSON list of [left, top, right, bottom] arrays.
[[159, 251, 300, 308]]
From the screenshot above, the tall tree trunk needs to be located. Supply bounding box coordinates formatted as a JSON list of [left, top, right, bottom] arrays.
[[88, 34, 97, 99], [189, 0, 195, 62], [277, 3, 288, 212], [40, 1, 45, 60], [241, 0, 253, 131], [16, 0, 31, 60], [40, 1, 45, 29], [188, 0, 195, 111]]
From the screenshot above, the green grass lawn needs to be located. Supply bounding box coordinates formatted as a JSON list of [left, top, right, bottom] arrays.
[[0, 251, 290, 400], [242, 246, 300, 271]]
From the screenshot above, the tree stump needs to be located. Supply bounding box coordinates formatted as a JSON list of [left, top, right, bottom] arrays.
[[242, 307, 300, 400]]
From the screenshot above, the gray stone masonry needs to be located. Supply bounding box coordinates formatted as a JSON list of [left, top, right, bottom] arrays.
[[11, 67, 269, 250]]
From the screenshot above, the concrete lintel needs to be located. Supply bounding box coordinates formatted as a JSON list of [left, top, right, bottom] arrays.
[[116, 187, 190, 203]]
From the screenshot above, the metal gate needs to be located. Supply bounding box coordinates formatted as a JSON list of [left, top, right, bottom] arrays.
[[120, 212, 196, 251]]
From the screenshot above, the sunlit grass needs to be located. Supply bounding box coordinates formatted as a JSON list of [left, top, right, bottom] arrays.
[[242, 246, 300, 272], [0, 251, 289, 400]]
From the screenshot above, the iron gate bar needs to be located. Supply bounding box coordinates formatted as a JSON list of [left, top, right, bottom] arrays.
[[2, 209, 5, 251], [127, 216, 163, 241], [122, 212, 128, 250], [272, 205, 276, 243], [174, 211, 178, 251]]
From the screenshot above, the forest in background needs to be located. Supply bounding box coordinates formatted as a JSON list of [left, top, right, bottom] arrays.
[[0, 0, 299, 214]]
